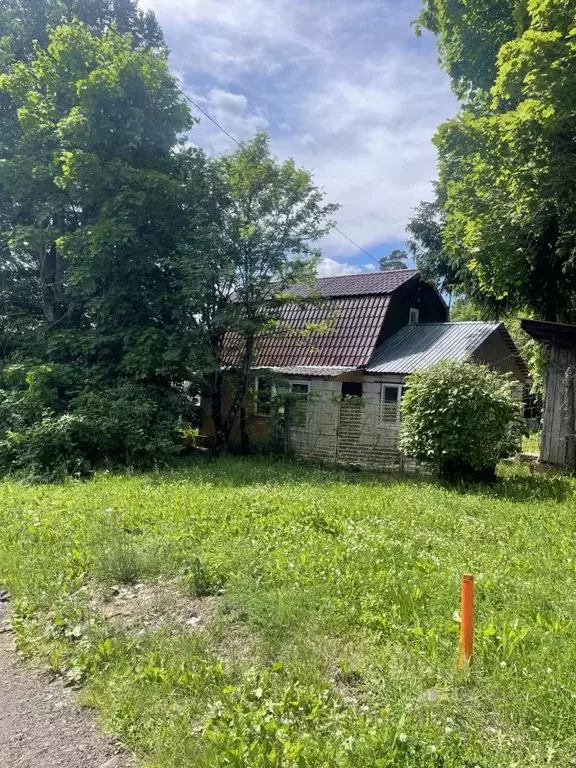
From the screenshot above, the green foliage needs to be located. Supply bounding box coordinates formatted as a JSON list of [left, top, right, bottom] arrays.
[[0, 0, 164, 66], [379, 249, 408, 270], [0, 367, 185, 480], [415, 0, 518, 101], [1, 458, 576, 765], [0, 12, 201, 478], [401, 360, 524, 476], [184, 133, 338, 450], [418, 0, 576, 323]]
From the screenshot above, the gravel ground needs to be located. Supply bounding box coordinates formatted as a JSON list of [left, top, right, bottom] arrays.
[[0, 603, 131, 768]]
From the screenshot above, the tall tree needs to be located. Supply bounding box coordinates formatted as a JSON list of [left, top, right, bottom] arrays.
[[416, 0, 576, 323], [181, 134, 338, 452], [0, 21, 192, 367], [415, 0, 518, 100], [0, 20, 197, 475], [0, 0, 163, 64], [379, 249, 408, 270]]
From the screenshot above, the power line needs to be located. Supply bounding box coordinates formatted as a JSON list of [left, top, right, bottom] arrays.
[[333, 227, 380, 265], [108, 27, 382, 269], [184, 93, 242, 149], [184, 93, 381, 267]]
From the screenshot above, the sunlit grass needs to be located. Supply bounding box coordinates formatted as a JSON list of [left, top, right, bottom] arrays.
[[0, 456, 575, 766], [522, 431, 541, 454]]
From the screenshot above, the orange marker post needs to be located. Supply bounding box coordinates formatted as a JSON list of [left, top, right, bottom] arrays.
[[459, 573, 474, 668]]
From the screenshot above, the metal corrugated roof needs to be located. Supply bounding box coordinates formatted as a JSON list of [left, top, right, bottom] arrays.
[[366, 322, 502, 374], [290, 269, 419, 298], [252, 365, 357, 377]]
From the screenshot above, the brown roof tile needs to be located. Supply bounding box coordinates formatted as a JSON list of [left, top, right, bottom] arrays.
[[224, 270, 419, 370], [291, 269, 418, 298], [251, 294, 390, 368]]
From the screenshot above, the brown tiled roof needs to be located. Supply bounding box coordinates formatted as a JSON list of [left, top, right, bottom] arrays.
[[291, 269, 418, 298], [225, 270, 419, 370], [250, 294, 390, 368]]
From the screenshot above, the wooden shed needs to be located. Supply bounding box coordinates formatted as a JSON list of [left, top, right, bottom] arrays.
[[521, 319, 576, 469]]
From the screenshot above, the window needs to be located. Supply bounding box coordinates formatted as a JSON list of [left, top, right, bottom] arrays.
[[380, 383, 401, 422], [409, 307, 419, 325], [290, 381, 310, 396], [254, 376, 273, 416], [341, 381, 363, 398]]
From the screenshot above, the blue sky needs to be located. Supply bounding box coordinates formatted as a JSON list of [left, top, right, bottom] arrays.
[[140, 0, 457, 276]]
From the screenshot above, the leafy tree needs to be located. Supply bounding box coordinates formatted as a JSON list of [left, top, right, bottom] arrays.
[[0, 20, 196, 477], [379, 249, 408, 270], [417, 0, 576, 323], [181, 134, 338, 452], [0, 0, 163, 64], [406, 184, 453, 293], [415, 0, 519, 101], [401, 360, 524, 481]]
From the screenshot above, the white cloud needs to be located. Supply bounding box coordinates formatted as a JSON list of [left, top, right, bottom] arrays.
[[193, 88, 269, 150], [317, 258, 361, 278], [142, 0, 456, 258]]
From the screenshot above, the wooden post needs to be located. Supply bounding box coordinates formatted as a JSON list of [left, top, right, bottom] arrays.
[[460, 573, 474, 668], [283, 398, 291, 455]]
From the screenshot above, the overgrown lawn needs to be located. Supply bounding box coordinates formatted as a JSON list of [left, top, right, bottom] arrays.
[[0, 457, 575, 766]]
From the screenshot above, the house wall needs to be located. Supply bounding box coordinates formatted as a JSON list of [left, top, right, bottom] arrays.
[[200, 373, 359, 447], [472, 330, 526, 384], [376, 278, 448, 346], [199, 377, 272, 446], [540, 344, 576, 468]]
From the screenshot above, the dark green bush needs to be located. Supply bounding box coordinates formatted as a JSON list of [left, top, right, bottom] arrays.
[[400, 360, 524, 481], [0, 364, 188, 481]]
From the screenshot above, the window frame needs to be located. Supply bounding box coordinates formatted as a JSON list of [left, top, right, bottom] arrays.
[[289, 380, 311, 396], [341, 380, 364, 399], [409, 307, 420, 325], [379, 382, 403, 424]]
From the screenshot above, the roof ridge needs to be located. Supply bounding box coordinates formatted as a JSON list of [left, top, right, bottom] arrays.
[[316, 268, 418, 282], [425, 320, 501, 326]]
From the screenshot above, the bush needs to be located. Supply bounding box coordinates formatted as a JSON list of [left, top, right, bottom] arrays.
[[0, 364, 189, 481], [400, 360, 524, 481]]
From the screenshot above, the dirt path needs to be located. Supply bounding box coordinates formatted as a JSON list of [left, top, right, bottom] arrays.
[[0, 604, 131, 768]]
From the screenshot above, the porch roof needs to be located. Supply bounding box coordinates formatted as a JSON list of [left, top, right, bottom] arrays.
[[252, 365, 357, 378], [366, 321, 505, 374]]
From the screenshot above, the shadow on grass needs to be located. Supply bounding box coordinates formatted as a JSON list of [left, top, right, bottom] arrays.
[[149, 453, 411, 489], [449, 472, 574, 503], [107, 453, 575, 503]]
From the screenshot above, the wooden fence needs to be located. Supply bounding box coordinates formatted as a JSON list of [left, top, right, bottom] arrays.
[[285, 398, 410, 472]]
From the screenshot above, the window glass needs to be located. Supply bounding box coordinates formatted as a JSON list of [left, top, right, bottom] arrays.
[[342, 381, 363, 397], [290, 382, 310, 395], [383, 386, 400, 403], [380, 384, 401, 422]]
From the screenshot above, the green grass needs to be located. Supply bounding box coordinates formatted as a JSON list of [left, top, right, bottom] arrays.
[[522, 431, 541, 454], [1, 457, 575, 766]]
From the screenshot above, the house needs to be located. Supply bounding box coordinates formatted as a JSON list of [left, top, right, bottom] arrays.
[[521, 319, 576, 469], [202, 270, 527, 468]]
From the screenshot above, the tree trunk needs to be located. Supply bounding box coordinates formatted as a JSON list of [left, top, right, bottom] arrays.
[[40, 240, 63, 324], [540, 216, 559, 322], [223, 333, 255, 452], [240, 407, 249, 454]]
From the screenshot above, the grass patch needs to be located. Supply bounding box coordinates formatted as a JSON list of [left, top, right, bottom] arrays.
[[522, 431, 541, 454], [1, 456, 575, 765]]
